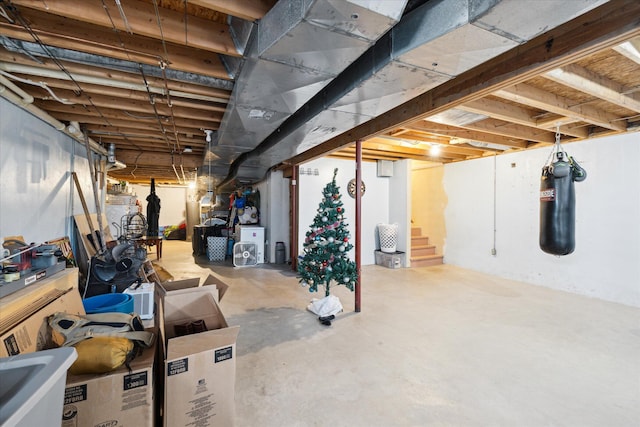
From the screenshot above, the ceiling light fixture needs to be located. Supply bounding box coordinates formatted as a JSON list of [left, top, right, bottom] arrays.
[[204, 129, 214, 143], [183, 146, 193, 153], [430, 144, 441, 156]]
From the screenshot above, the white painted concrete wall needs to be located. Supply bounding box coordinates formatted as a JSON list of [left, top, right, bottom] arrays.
[[389, 160, 411, 266], [130, 184, 187, 229], [443, 132, 640, 307], [298, 158, 391, 265], [260, 170, 290, 264], [4, 96, 638, 306], [0, 98, 92, 247]]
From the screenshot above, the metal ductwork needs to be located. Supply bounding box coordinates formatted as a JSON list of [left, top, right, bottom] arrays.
[[208, 0, 409, 184], [211, 0, 608, 188]]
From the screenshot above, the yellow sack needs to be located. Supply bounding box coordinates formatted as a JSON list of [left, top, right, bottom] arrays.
[[69, 336, 134, 374]]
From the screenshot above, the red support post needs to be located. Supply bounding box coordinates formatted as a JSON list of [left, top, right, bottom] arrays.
[[355, 140, 362, 312], [291, 165, 299, 272]]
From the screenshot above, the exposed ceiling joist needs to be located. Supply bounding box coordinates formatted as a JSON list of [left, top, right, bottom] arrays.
[[288, 0, 640, 166], [187, 0, 277, 21], [408, 121, 528, 149], [1, 0, 639, 185], [0, 8, 230, 79], [494, 84, 627, 132], [544, 64, 640, 114], [9, 0, 240, 56]]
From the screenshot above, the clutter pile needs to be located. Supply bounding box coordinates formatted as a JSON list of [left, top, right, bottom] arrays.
[[1, 230, 239, 426]]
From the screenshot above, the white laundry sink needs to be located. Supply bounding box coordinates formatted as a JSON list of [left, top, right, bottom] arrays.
[[0, 347, 77, 427]]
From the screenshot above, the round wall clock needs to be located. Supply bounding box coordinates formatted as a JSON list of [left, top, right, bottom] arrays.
[[347, 178, 365, 198]]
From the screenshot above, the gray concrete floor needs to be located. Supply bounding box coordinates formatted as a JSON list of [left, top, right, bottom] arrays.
[[157, 240, 640, 427]]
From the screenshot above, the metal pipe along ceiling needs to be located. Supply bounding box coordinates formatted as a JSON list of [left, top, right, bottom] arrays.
[[213, 0, 608, 190]]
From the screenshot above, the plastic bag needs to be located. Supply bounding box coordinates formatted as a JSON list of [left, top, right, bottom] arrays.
[[307, 295, 343, 317]]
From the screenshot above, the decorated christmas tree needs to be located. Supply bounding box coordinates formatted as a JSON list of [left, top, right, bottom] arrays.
[[298, 168, 358, 297]]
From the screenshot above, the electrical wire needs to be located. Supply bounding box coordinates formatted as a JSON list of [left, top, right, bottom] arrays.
[[123, 110, 160, 120], [114, 0, 133, 34], [130, 151, 143, 179], [0, 4, 13, 24], [138, 65, 173, 151], [151, 0, 182, 154], [2, 1, 116, 136]]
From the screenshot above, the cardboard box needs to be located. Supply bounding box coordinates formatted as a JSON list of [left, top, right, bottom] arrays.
[[1, 271, 85, 357], [160, 287, 239, 427], [0, 268, 79, 334], [158, 274, 228, 303], [62, 341, 156, 427], [374, 250, 405, 269]]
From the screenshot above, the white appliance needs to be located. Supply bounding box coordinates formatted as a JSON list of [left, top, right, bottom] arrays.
[[123, 282, 155, 319], [233, 242, 259, 267], [236, 226, 264, 264]]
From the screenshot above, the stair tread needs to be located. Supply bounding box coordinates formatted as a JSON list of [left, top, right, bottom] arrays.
[[412, 244, 436, 249], [410, 254, 443, 260]]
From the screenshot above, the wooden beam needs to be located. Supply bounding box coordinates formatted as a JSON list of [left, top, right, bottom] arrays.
[[374, 135, 491, 156], [409, 121, 528, 148], [106, 140, 204, 154], [362, 139, 471, 159], [87, 129, 207, 144], [613, 39, 640, 65], [11, 75, 228, 111], [535, 114, 579, 127], [33, 95, 223, 123], [458, 98, 587, 138], [59, 114, 216, 134], [108, 166, 194, 184], [188, 0, 276, 21], [461, 118, 557, 144], [40, 103, 221, 128], [459, 98, 538, 127], [0, 10, 230, 79], [494, 83, 627, 131], [0, 51, 230, 100], [10, 0, 240, 56], [544, 64, 640, 113], [85, 124, 216, 138], [285, 0, 640, 165], [117, 149, 202, 168]]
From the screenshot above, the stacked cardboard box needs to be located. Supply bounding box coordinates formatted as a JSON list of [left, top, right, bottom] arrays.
[[62, 340, 156, 426], [158, 275, 239, 427], [0, 268, 84, 357], [1, 269, 239, 426]]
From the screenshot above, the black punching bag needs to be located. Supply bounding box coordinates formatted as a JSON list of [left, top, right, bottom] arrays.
[[539, 151, 586, 255]]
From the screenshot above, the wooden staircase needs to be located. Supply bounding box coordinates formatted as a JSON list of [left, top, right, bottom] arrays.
[[410, 227, 443, 267]]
